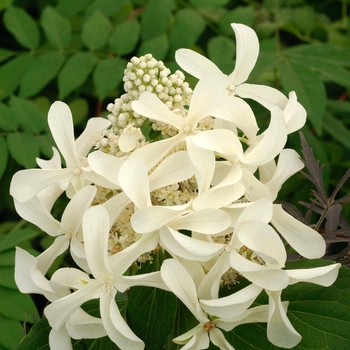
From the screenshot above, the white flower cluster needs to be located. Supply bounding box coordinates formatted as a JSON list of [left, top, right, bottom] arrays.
[[10, 24, 340, 350]]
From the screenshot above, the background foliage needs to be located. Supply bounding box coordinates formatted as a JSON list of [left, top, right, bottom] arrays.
[[0, 0, 349, 349]]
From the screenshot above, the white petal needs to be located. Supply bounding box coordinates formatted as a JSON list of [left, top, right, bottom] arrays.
[[229, 23, 259, 85], [161, 259, 208, 323], [75, 117, 110, 157], [200, 283, 262, 319], [235, 83, 288, 110], [10, 168, 74, 202], [175, 48, 221, 79], [229, 249, 289, 290], [236, 197, 273, 226], [49, 327, 72, 350], [37, 147, 62, 169], [170, 208, 231, 234], [83, 205, 113, 279], [266, 290, 302, 348], [240, 168, 273, 201], [160, 226, 224, 261], [131, 203, 191, 233], [118, 157, 151, 209], [213, 95, 259, 141], [88, 150, 123, 187], [100, 290, 144, 350], [132, 92, 184, 129], [187, 72, 226, 126], [116, 271, 169, 292], [48, 101, 79, 168], [102, 191, 130, 225], [149, 151, 195, 191], [210, 328, 235, 350], [283, 91, 306, 134], [272, 204, 326, 258], [287, 263, 340, 286], [243, 106, 287, 165]]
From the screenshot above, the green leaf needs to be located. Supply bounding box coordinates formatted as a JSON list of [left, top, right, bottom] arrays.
[[93, 57, 126, 100], [292, 6, 316, 36], [0, 315, 23, 350], [56, 0, 90, 17], [141, 0, 174, 41], [0, 102, 18, 131], [248, 50, 281, 82], [3, 6, 40, 49], [0, 229, 40, 253], [127, 261, 177, 350], [9, 96, 47, 134], [323, 113, 350, 151], [0, 0, 13, 11], [40, 6, 72, 49], [69, 98, 89, 125], [169, 8, 206, 56], [0, 48, 14, 64], [58, 52, 97, 99], [82, 10, 112, 51], [86, 0, 129, 17], [138, 35, 169, 60], [190, 0, 229, 9], [17, 317, 51, 350], [0, 54, 35, 100], [280, 60, 326, 136], [0, 267, 17, 289], [0, 286, 39, 323], [19, 52, 65, 98], [207, 36, 236, 74], [218, 6, 255, 35], [7, 132, 40, 168], [0, 250, 15, 266], [0, 137, 8, 180], [109, 18, 140, 55]]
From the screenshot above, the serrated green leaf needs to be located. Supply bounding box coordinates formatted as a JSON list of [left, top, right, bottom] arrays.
[[169, 8, 206, 56], [7, 132, 40, 168], [109, 19, 140, 56], [56, 0, 90, 17], [82, 10, 112, 51], [280, 60, 326, 136], [323, 113, 350, 151], [190, 0, 229, 9], [0, 315, 23, 350], [93, 57, 126, 100], [40, 6, 72, 49], [138, 35, 169, 60], [0, 54, 35, 100], [141, 0, 174, 41], [207, 36, 236, 74], [3, 6, 40, 49], [218, 6, 255, 35], [19, 52, 65, 98], [0, 288, 39, 323], [9, 96, 47, 134], [0, 229, 40, 254], [86, 0, 129, 17], [0, 137, 8, 180], [58, 52, 97, 99]]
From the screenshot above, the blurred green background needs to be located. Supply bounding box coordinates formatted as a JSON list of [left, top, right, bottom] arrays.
[[0, 0, 349, 349]]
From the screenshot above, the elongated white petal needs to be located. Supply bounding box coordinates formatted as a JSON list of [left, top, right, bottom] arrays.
[[131, 203, 190, 233], [161, 259, 208, 323], [236, 197, 273, 226], [45, 280, 101, 330], [237, 221, 286, 267], [100, 290, 144, 350], [37, 147, 62, 169], [160, 226, 225, 261], [264, 149, 304, 201], [283, 91, 306, 134], [132, 92, 184, 129], [117, 271, 169, 292], [240, 168, 273, 201], [210, 328, 235, 350], [102, 191, 130, 225], [229, 23, 259, 86], [175, 48, 221, 79], [170, 208, 231, 234], [88, 150, 123, 187], [213, 95, 259, 141], [229, 249, 289, 290], [243, 106, 287, 165], [187, 72, 226, 126], [201, 283, 262, 319], [49, 327, 72, 350], [50, 267, 90, 291], [266, 290, 302, 348], [10, 168, 74, 202], [48, 101, 79, 168], [61, 186, 97, 235], [176, 257, 206, 291], [14, 197, 60, 236], [272, 204, 326, 258], [75, 117, 111, 157], [235, 83, 288, 110], [149, 151, 195, 191], [83, 205, 113, 279], [287, 263, 340, 286]]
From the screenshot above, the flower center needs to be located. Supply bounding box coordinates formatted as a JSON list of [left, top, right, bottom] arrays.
[[203, 321, 216, 332]]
